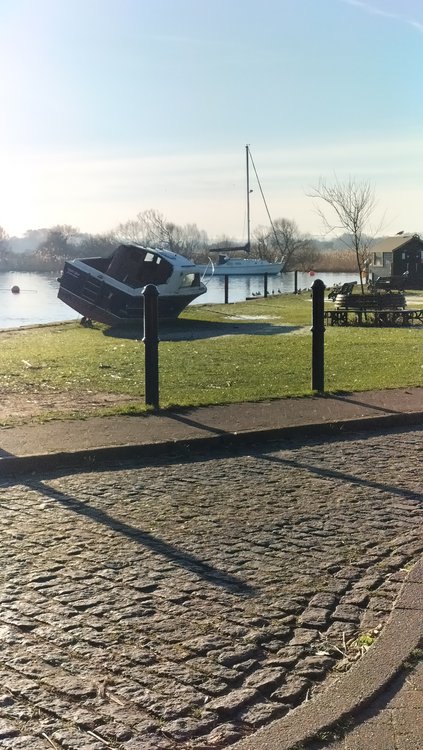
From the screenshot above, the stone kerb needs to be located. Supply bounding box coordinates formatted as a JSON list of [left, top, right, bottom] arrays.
[[232, 556, 423, 750]]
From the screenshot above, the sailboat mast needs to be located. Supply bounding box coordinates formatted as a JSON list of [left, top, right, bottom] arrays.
[[246, 144, 251, 253]]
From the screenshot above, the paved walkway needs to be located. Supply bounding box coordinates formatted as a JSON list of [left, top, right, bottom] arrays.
[[309, 661, 423, 750], [0, 387, 422, 749], [0, 386, 422, 468]]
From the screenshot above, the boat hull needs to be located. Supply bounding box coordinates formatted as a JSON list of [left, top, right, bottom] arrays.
[[199, 261, 283, 276], [58, 285, 201, 326]]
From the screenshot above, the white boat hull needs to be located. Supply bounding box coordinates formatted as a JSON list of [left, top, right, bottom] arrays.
[[199, 260, 283, 276]]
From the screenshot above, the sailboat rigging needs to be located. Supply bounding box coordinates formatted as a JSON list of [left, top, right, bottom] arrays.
[[198, 145, 284, 276]]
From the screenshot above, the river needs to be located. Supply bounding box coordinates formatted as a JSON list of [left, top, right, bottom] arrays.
[[0, 270, 361, 330]]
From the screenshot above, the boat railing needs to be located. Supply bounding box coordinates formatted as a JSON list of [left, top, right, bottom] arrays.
[[200, 257, 215, 282]]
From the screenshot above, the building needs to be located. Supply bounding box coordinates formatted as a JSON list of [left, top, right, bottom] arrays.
[[369, 234, 423, 289]]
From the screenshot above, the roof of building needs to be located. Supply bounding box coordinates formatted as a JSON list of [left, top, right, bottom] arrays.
[[371, 234, 422, 253]]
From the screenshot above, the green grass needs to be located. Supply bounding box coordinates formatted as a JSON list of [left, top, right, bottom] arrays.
[[0, 292, 422, 422]]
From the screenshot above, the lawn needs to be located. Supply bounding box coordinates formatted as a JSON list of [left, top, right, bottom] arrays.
[[0, 292, 421, 423]]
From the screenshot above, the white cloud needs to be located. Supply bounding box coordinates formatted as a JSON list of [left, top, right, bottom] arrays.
[[342, 0, 423, 33]]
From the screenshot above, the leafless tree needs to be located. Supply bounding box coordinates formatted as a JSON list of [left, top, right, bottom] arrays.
[[0, 226, 9, 261], [71, 232, 117, 259], [252, 218, 317, 270], [309, 178, 379, 293], [293, 243, 322, 272], [36, 224, 79, 265], [115, 209, 209, 259]]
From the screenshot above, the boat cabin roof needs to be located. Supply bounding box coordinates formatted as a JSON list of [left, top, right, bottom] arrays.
[[104, 244, 200, 287]]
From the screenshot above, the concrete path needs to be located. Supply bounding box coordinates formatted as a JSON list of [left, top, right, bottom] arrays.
[[309, 661, 423, 749], [0, 386, 422, 472]]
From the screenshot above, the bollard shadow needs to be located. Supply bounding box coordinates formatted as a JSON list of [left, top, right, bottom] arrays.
[[258, 451, 423, 505], [163, 412, 230, 436], [0, 448, 15, 458], [26, 477, 255, 597], [102, 319, 302, 341], [327, 393, 402, 415]]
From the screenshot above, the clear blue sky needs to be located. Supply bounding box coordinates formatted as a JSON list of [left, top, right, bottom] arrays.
[[0, 0, 422, 240]]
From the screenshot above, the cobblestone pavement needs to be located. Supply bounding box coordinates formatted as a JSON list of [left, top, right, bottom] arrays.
[[0, 427, 422, 749]]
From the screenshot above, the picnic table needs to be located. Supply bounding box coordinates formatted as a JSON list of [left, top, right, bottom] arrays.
[[325, 284, 423, 326], [324, 308, 423, 327]]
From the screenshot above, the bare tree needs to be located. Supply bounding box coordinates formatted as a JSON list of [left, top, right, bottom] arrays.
[[309, 178, 378, 293], [293, 243, 322, 272], [71, 232, 117, 259], [115, 209, 209, 259], [36, 224, 79, 265], [0, 226, 9, 263], [252, 218, 317, 270]]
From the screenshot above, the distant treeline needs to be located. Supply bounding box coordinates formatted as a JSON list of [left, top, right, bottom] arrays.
[[0, 211, 363, 274]]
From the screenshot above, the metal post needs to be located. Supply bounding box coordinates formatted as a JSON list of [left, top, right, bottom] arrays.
[[246, 144, 251, 253], [224, 275, 229, 304], [311, 279, 325, 392], [264, 273, 268, 298], [142, 284, 160, 409], [294, 270, 298, 294]]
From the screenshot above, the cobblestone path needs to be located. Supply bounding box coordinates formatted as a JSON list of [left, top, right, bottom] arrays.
[[0, 427, 422, 749]]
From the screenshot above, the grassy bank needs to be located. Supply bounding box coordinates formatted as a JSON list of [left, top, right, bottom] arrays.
[[0, 292, 422, 422]]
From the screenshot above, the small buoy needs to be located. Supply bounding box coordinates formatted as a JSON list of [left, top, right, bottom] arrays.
[[11, 285, 20, 294], [309, 271, 315, 277]]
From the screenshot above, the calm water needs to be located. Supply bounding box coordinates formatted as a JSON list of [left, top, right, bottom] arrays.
[[196, 270, 361, 305], [0, 270, 361, 329], [0, 272, 78, 329]]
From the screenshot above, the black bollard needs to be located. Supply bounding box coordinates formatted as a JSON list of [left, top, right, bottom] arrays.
[[142, 284, 160, 409], [264, 273, 268, 298], [294, 270, 298, 294], [311, 279, 325, 392], [224, 274, 229, 304]]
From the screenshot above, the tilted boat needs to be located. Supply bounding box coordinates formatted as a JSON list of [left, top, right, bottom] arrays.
[[57, 243, 207, 326]]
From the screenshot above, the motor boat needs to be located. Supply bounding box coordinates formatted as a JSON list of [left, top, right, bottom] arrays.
[[57, 243, 207, 326]]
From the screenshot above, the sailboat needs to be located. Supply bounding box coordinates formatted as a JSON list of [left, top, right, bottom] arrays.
[[197, 145, 284, 276]]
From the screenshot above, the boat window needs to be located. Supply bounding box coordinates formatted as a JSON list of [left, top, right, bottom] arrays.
[[180, 272, 199, 288]]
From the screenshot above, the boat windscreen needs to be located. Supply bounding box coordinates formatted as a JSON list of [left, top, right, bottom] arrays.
[[106, 246, 173, 286]]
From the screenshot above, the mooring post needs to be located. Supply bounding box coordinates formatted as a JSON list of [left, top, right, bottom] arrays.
[[142, 284, 160, 409], [311, 279, 325, 392], [264, 273, 268, 298], [224, 275, 229, 304]]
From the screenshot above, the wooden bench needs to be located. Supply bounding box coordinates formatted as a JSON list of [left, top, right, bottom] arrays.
[[327, 281, 356, 300], [368, 274, 408, 293], [324, 308, 423, 327]]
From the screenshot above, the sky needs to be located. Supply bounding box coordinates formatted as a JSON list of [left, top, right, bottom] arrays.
[[0, 0, 423, 241]]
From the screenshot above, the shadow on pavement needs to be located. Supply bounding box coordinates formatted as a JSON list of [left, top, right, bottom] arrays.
[[260, 452, 423, 505], [329, 393, 402, 415], [164, 412, 230, 435], [27, 478, 255, 597]]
